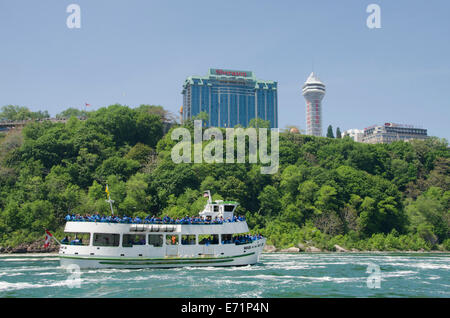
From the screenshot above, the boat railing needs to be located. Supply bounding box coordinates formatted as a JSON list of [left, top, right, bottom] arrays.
[[64, 215, 246, 225]]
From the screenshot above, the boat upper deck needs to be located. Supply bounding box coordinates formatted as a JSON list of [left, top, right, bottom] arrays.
[[64, 218, 250, 235], [63, 193, 249, 235]]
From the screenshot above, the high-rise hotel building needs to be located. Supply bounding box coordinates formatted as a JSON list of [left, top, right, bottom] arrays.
[[362, 123, 428, 144], [302, 72, 326, 136], [181, 68, 278, 128]]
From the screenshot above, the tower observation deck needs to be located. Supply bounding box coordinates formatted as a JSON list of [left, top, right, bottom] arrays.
[[302, 72, 326, 136]]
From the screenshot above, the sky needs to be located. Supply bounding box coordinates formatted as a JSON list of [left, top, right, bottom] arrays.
[[0, 0, 449, 140]]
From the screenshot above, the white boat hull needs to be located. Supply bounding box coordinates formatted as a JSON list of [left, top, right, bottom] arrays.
[[59, 239, 266, 269]]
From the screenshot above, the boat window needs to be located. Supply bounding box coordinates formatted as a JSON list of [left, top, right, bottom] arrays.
[[166, 234, 179, 245], [148, 234, 163, 247], [123, 234, 146, 247], [181, 235, 196, 245], [213, 205, 219, 212], [93, 233, 120, 247], [62, 232, 90, 246], [221, 234, 233, 244], [198, 234, 219, 245], [224, 205, 234, 212]]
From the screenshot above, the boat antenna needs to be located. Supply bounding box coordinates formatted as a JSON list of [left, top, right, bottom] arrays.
[[105, 184, 115, 215]]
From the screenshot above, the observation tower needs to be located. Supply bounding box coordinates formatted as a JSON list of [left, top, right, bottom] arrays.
[[302, 72, 326, 136]]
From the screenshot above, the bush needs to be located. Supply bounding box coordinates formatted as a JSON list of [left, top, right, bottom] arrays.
[[442, 239, 450, 251]]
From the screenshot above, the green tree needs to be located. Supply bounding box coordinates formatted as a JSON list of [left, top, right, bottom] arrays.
[[125, 143, 155, 164], [56, 108, 89, 119], [95, 156, 140, 182], [327, 125, 334, 138], [258, 185, 281, 217], [405, 187, 449, 243], [248, 118, 271, 129]]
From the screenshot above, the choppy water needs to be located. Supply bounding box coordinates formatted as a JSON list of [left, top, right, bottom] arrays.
[[0, 253, 448, 297]]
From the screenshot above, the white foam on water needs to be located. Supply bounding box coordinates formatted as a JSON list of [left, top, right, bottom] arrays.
[[34, 272, 60, 276], [0, 272, 23, 277], [84, 268, 138, 274], [199, 276, 265, 289], [427, 275, 441, 280], [412, 262, 450, 270], [239, 289, 264, 297], [264, 264, 324, 270], [0, 279, 70, 292], [213, 278, 261, 287], [246, 274, 298, 280], [0, 266, 60, 274], [0, 281, 37, 292], [385, 262, 450, 270], [182, 266, 217, 271], [381, 270, 417, 278], [289, 275, 365, 284], [0, 257, 59, 262]]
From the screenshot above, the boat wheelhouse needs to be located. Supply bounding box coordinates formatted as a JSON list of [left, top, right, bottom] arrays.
[[59, 193, 265, 269]]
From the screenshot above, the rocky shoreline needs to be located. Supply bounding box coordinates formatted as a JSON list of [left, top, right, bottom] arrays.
[[263, 244, 446, 253], [0, 238, 59, 254], [263, 244, 357, 253], [0, 241, 446, 254]]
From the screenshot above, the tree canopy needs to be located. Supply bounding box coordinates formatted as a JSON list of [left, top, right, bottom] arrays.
[[327, 125, 334, 138], [0, 104, 448, 251]]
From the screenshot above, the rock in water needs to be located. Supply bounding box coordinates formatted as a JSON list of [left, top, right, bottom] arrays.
[[280, 247, 300, 253], [263, 245, 278, 253], [306, 246, 321, 252], [297, 243, 306, 251], [11, 245, 27, 253], [334, 244, 348, 252]]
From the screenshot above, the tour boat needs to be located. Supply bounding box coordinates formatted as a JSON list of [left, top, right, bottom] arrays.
[[58, 191, 266, 269]]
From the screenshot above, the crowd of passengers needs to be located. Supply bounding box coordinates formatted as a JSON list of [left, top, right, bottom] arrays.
[[224, 234, 263, 245], [64, 213, 245, 224], [185, 234, 262, 245], [61, 236, 83, 245]]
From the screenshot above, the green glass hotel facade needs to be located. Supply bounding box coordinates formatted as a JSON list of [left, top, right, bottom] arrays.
[[181, 68, 278, 128]]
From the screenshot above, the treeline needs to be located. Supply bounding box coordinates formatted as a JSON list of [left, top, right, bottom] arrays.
[[0, 104, 448, 251], [0, 105, 50, 121]]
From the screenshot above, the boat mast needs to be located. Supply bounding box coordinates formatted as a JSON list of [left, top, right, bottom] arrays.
[[105, 184, 115, 215], [206, 190, 212, 204]]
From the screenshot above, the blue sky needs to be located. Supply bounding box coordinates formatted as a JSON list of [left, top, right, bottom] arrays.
[[1, 0, 449, 140]]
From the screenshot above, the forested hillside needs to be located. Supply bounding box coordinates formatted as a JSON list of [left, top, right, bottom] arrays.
[[0, 104, 449, 251]]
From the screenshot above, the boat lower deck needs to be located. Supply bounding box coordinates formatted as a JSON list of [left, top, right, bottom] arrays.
[[59, 238, 266, 268]]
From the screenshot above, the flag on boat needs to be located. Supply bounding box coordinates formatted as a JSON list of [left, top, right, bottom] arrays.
[[44, 230, 52, 248], [203, 191, 209, 198], [85, 102, 91, 107], [105, 185, 110, 199]]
